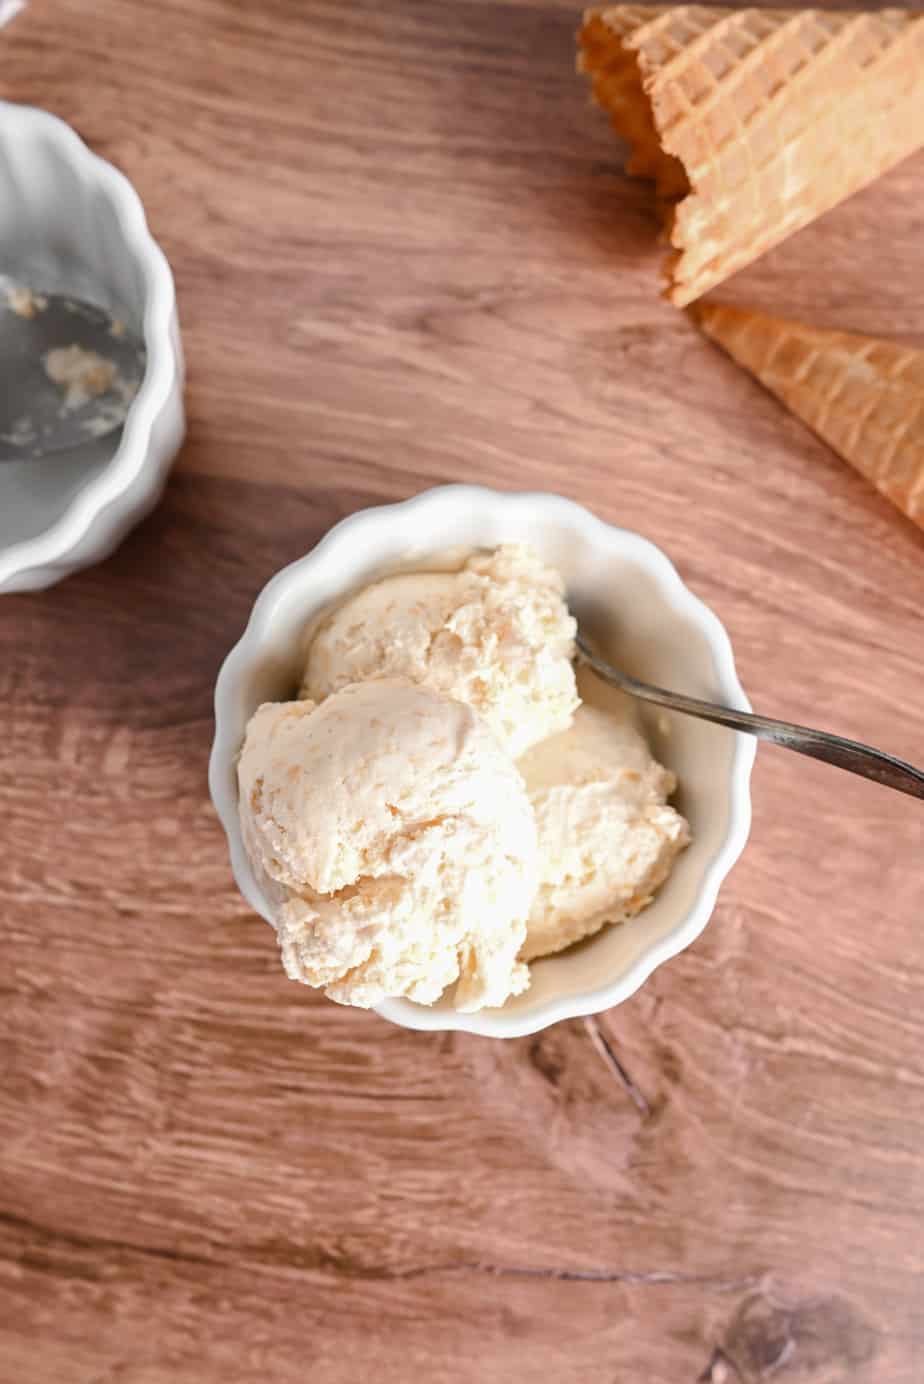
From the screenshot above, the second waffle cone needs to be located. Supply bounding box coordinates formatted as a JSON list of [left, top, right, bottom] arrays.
[[693, 302, 924, 530]]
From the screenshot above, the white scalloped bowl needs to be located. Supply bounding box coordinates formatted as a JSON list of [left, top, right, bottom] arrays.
[[210, 487, 755, 1038], [0, 102, 184, 593]]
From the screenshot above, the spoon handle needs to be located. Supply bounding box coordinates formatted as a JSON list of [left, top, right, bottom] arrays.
[[577, 639, 924, 801]]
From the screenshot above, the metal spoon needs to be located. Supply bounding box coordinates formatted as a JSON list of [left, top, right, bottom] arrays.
[[576, 631, 924, 801], [0, 277, 145, 462]]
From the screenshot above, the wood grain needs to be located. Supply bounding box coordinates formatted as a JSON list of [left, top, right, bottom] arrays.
[[1, 2, 923, 1381]]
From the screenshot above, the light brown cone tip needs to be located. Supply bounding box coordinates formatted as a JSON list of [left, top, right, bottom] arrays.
[[579, 6, 924, 306], [693, 303, 924, 530]]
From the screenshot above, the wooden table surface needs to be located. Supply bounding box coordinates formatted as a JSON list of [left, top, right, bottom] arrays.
[[2, 2, 923, 1381]]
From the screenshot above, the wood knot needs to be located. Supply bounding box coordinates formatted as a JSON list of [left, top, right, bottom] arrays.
[[716, 1289, 879, 1381]]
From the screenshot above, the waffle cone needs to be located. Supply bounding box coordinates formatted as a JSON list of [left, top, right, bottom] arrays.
[[693, 302, 924, 529], [579, 7, 924, 306]]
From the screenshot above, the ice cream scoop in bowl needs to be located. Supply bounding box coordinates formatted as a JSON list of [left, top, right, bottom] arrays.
[[211, 486, 755, 1038]]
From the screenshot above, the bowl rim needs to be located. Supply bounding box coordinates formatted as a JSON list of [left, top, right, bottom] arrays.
[[0, 101, 181, 585], [209, 485, 756, 1038]]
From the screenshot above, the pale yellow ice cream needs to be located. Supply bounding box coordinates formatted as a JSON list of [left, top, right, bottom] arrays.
[[237, 679, 537, 1011], [301, 545, 578, 759], [238, 546, 690, 1012], [518, 673, 690, 962]]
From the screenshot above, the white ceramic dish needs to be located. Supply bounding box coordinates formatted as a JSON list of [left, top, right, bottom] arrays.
[[210, 486, 755, 1038], [0, 102, 184, 593]]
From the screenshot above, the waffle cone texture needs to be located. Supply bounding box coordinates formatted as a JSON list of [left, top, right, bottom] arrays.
[[693, 303, 924, 529], [579, 7, 924, 305]]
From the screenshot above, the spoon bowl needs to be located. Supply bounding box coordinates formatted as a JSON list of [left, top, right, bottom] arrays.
[[0, 280, 145, 462]]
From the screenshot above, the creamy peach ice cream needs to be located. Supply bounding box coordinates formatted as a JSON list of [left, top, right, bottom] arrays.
[[518, 673, 689, 962], [237, 544, 690, 1013], [237, 678, 538, 1011], [301, 545, 578, 759]]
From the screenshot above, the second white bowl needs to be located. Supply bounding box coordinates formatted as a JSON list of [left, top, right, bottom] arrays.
[[0, 102, 184, 593], [210, 486, 755, 1038]]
